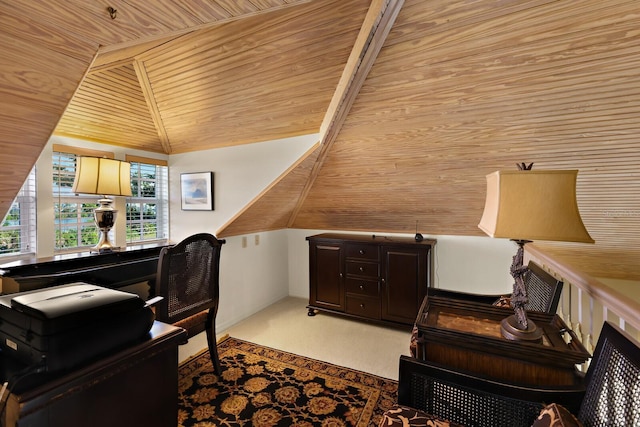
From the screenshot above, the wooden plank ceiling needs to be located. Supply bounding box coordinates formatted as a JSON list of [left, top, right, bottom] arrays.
[[1, 0, 639, 282], [55, 0, 372, 153], [0, 0, 315, 209]]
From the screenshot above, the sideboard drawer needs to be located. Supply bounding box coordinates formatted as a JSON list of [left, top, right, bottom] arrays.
[[345, 244, 379, 261], [345, 278, 379, 297], [346, 261, 379, 278], [346, 295, 380, 319]]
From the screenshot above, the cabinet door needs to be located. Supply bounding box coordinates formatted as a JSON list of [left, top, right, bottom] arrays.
[[381, 247, 429, 324], [308, 241, 344, 311]]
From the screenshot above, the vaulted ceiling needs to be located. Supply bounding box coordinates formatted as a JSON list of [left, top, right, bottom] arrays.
[[1, 0, 639, 282], [55, 0, 372, 153]]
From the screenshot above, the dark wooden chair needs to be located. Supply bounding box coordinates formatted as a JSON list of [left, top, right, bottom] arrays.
[[383, 321, 640, 427], [154, 233, 225, 374], [427, 261, 563, 314]]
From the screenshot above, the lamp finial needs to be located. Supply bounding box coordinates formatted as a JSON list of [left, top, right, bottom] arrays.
[[517, 162, 534, 171]]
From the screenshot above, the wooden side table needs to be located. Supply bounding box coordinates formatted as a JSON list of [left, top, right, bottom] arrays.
[[414, 296, 590, 386], [1, 322, 186, 427]]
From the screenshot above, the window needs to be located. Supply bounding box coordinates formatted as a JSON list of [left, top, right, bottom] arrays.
[[126, 159, 168, 243], [0, 168, 36, 257], [53, 146, 169, 251], [53, 149, 168, 252], [53, 151, 101, 250]]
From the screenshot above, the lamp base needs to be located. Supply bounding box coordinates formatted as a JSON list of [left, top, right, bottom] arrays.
[[90, 231, 122, 253], [90, 245, 122, 254], [90, 197, 121, 254], [500, 314, 543, 343]]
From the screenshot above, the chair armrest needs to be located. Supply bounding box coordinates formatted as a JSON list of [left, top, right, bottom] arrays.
[[427, 288, 505, 305], [397, 355, 585, 427]]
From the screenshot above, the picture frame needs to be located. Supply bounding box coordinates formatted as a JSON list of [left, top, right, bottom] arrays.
[[181, 172, 214, 211]]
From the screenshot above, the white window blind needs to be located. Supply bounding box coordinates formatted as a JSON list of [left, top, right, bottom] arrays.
[[126, 161, 168, 243]]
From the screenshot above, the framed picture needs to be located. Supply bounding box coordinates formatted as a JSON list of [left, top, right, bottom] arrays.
[[181, 172, 214, 211]]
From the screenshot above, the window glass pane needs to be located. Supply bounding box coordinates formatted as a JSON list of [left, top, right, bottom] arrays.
[[0, 230, 20, 254], [0, 168, 36, 257], [53, 152, 101, 251], [53, 153, 76, 196], [126, 161, 168, 243]]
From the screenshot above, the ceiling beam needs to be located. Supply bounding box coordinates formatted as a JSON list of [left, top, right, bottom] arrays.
[[287, 0, 405, 227], [133, 59, 172, 153], [96, 0, 315, 55]]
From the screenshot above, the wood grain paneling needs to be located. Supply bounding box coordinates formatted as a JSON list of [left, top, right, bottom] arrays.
[[289, 0, 640, 280], [0, 0, 312, 214], [55, 64, 162, 152], [1, 0, 639, 285], [54, 0, 370, 154], [139, 0, 370, 153], [0, 3, 98, 215]]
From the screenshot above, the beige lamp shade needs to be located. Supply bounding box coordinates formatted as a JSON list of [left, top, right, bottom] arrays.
[[478, 170, 594, 243], [72, 157, 132, 197]]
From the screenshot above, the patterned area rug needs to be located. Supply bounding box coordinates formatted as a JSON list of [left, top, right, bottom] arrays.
[[178, 337, 398, 426]]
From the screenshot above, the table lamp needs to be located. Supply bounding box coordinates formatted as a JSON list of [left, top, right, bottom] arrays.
[[71, 157, 132, 253], [478, 164, 594, 342]]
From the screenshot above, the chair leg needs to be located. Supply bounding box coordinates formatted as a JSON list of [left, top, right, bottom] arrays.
[[205, 311, 222, 374]]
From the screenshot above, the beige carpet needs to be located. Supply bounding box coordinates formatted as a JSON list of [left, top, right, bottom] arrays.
[[180, 297, 413, 381]]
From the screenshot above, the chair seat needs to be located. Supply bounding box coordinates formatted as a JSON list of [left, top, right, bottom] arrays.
[[379, 405, 462, 427], [174, 310, 208, 337]]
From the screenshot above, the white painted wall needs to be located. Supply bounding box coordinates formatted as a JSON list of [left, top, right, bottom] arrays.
[[168, 134, 319, 242], [215, 231, 291, 332], [168, 134, 319, 331], [286, 229, 516, 299]]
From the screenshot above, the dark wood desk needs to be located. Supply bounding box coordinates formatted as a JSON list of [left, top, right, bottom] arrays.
[[1, 322, 186, 427], [414, 296, 590, 386], [0, 244, 167, 295]]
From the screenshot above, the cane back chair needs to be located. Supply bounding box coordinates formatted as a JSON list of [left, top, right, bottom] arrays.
[[427, 261, 563, 314], [154, 233, 225, 373], [384, 321, 640, 427]]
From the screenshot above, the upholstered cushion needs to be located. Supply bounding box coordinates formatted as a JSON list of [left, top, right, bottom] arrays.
[[531, 403, 582, 427], [410, 324, 419, 357], [492, 295, 512, 308], [174, 310, 209, 337], [379, 405, 462, 427]]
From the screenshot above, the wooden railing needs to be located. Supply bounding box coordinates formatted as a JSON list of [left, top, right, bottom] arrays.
[[526, 246, 640, 356]]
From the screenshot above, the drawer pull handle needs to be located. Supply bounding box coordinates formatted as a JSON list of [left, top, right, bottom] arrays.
[[359, 267, 364, 272], [359, 284, 364, 290], [359, 249, 365, 255], [360, 303, 365, 309]]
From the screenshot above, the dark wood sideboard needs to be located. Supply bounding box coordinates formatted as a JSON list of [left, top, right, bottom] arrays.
[[307, 233, 436, 326], [1, 322, 186, 427]]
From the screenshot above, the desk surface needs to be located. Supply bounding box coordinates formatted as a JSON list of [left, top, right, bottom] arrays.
[[0, 244, 169, 294]]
